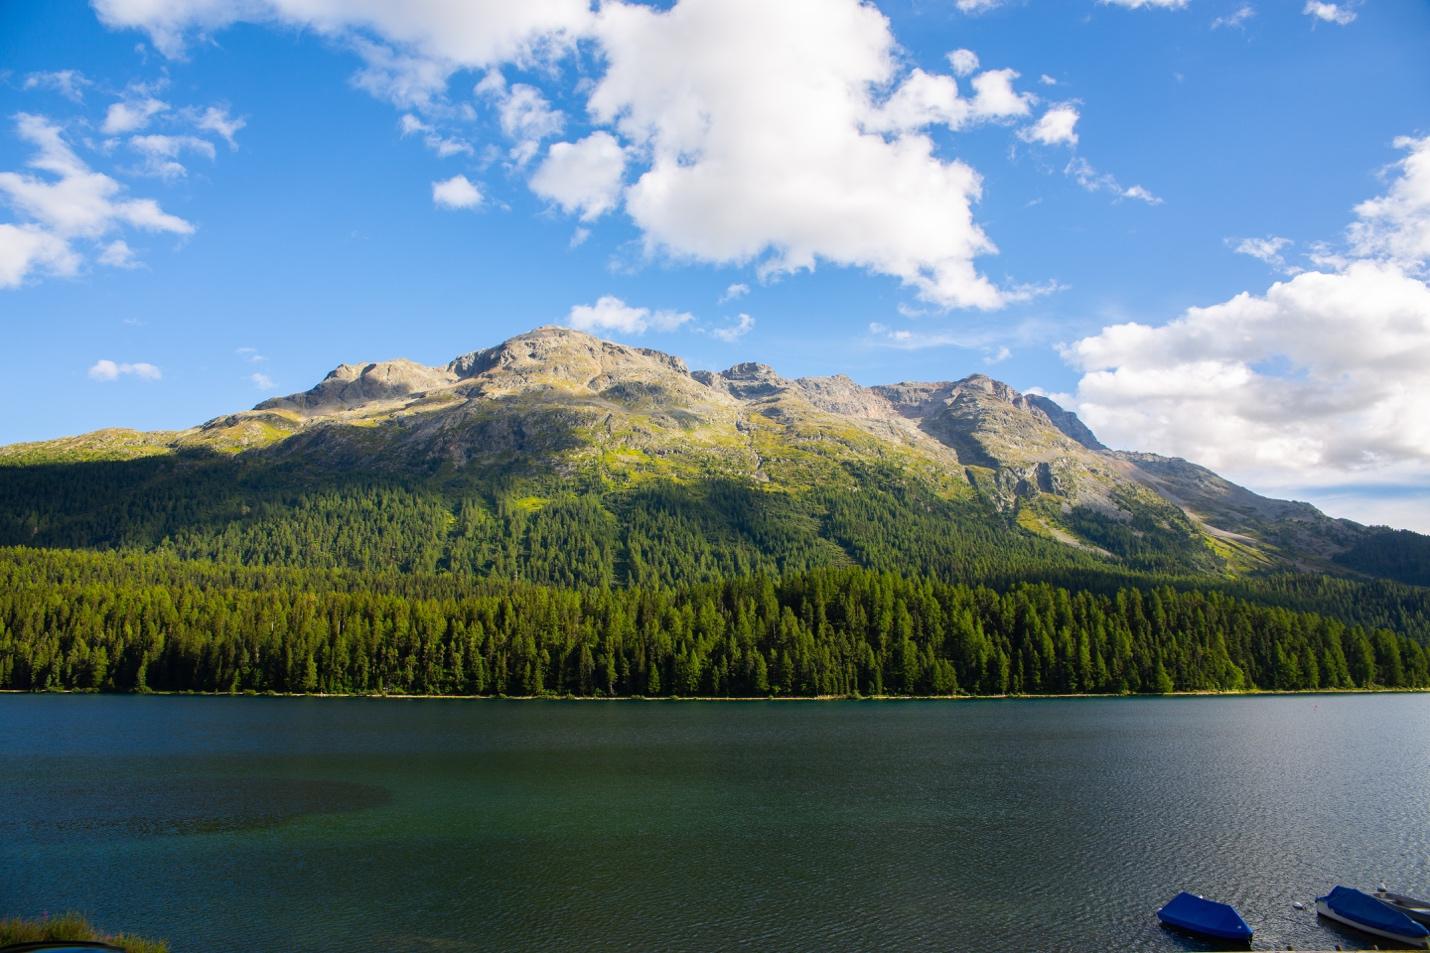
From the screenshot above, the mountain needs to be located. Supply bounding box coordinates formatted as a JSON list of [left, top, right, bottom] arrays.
[[0, 325, 1424, 586]]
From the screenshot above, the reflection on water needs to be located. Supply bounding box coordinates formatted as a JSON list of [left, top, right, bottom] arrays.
[[1, 694, 1427, 953]]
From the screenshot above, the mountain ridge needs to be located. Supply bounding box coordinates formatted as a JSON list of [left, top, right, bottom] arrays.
[[1, 325, 1422, 586]]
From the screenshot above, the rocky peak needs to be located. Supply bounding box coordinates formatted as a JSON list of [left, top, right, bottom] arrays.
[[257, 358, 455, 417], [694, 361, 793, 400]]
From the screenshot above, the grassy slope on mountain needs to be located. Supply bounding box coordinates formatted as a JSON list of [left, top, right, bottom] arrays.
[[1, 327, 1425, 593]]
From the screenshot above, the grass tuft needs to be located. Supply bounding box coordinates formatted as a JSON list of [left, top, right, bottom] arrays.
[[0, 913, 169, 953]]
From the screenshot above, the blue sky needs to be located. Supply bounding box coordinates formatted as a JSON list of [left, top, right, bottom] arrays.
[[2, 0, 1428, 529]]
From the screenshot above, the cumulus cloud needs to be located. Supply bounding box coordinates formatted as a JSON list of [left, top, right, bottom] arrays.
[[529, 132, 626, 221], [1020, 104, 1080, 146], [250, 371, 274, 389], [1302, 2, 1356, 26], [93, 0, 597, 73], [0, 225, 79, 288], [567, 295, 693, 335], [1060, 136, 1430, 526], [710, 313, 754, 342], [102, 96, 169, 134], [92, 0, 1080, 310], [1348, 135, 1430, 268], [88, 358, 161, 381], [588, 0, 1024, 309], [719, 282, 749, 303], [98, 239, 140, 268], [479, 75, 565, 166], [0, 113, 192, 288], [947, 49, 979, 77], [431, 174, 482, 209]]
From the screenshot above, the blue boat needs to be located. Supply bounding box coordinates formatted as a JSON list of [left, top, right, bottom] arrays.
[[1156, 891, 1254, 943], [1316, 885, 1430, 948]]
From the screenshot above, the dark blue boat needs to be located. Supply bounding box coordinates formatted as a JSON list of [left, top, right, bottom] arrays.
[[1157, 891, 1254, 943], [1317, 885, 1430, 948]]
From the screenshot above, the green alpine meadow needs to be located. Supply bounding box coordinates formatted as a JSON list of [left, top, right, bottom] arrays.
[[3, 327, 1426, 696]]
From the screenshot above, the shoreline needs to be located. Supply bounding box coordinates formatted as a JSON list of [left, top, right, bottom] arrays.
[[3, 687, 1426, 701]]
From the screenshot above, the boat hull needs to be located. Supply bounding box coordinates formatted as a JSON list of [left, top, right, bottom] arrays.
[[1380, 892, 1430, 928], [1317, 899, 1430, 949]]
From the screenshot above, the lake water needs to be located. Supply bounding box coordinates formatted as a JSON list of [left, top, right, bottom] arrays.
[[2, 694, 1427, 952]]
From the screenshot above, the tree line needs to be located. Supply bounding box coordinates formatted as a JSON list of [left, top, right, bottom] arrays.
[[3, 547, 1425, 697]]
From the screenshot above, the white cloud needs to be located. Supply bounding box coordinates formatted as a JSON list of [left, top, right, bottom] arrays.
[[867, 321, 993, 351], [0, 224, 80, 288], [250, 371, 274, 389], [1066, 156, 1161, 204], [1039, 74, 1058, 86], [1211, 5, 1255, 29], [398, 113, 472, 158], [1229, 235, 1298, 274], [1100, 0, 1189, 8], [954, 0, 1006, 13], [92, 0, 595, 93], [500, 83, 565, 165], [1120, 184, 1160, 204], [236, 346, 266, 363], [1349, 135, 1430, 268], [589, 0, 1021, 309], [102, 96, 169, 134], [93, 0, 597, 67], [947, 49, 979, 77], [1060, 140, 1430, 525], [128, 133, 217, 179], [0, 115, 195, 237], [191, 105, 245, 148], [1302, 1, 1356, 26], [530, 132, 626, 221], [567, 295, 693, 335], [23, 70, 91, 102], [710, 313, 754, 342], [88, 359, 161, 382], [1064, 262, 1430, 483], [431, 174, 482, 209], [1020, 104, 1080, 146], [93, 0, 1071, 310], [98, 239, 140, 268], [719, 282, 750, 303], [0, 113, 193, 288], [984, 345, 1012, 364]]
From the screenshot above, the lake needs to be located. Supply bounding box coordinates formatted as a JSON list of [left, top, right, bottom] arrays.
[[2, 694, 1427, 952]]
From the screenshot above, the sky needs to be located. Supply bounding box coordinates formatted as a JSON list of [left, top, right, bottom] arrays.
[[1, 0, 1428, 530]]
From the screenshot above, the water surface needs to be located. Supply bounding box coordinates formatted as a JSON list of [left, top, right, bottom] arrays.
[[2, 694, 1427, 951]]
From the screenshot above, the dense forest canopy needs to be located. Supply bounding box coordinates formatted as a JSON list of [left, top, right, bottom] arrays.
[[3, 546, 1426, 696]]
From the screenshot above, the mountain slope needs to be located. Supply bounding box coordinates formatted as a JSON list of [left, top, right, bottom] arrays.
[[0, 326, 1417, 585]]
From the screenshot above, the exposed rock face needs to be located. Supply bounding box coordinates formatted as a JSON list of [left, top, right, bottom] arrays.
[[257, 359, 456, 417], [23, 324, 1377, 571]]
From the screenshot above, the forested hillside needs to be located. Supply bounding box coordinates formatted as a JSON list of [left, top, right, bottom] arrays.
[[3, 327, 1428, 697]]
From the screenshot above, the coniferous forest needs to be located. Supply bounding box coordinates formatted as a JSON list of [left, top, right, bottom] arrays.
[[2, 448, 1429, 698], [3, 545, 1427, 697]]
